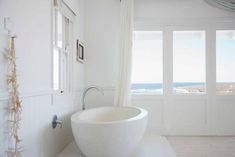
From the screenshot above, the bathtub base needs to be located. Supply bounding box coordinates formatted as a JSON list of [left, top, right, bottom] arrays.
[[57, 134, 176, 157]]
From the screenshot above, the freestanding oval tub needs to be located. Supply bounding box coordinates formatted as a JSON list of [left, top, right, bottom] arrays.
[[71, 106, 148, 157]]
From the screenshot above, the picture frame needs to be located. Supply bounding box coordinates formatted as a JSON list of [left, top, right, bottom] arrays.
[[76, 40, 84, 63]]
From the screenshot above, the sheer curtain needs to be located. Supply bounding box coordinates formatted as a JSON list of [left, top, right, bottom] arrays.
[[205, 0, 235, 11], [114, 0, 134, 106]]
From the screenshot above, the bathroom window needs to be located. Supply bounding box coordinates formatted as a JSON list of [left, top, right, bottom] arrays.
[[216, 30, 235, 95], [173, 31, 206, 94], [52, 1, 73, 92], [131, 31, 163, 94]]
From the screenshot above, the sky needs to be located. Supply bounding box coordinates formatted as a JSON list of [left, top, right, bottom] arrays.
[[132, 31, 163, 83], [131, 30, 235, 84], [217, 31, 235, 82]]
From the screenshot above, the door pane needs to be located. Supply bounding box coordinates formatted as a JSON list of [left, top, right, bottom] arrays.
[[131, 31, 163, 94], [173, 31, 206, 94], [216, 30, 235, 95]]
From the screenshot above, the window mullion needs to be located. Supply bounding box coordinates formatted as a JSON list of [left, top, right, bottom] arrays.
[[206, 28, 216, 96], [164, 28, 173, 96]]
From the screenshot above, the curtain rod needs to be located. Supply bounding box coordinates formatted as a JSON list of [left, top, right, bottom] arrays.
[[61, 0, 77, 16]]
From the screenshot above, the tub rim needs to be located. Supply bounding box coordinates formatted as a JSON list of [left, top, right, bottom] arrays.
[[71, 106, 148, 125]]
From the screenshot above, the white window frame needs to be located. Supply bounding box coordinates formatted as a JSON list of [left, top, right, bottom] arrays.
[[214, 24, 235, 99], [52, 0, 75, 94], [131, 30, 164, 95], [132, 20, 235, 99], [168, 26, 207, 96]]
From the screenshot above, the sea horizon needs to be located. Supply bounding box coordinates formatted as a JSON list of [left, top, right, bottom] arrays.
[[131, 82, 235, 90]]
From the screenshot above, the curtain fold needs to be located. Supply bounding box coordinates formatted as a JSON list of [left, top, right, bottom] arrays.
[[114, 0, 133, 106], [205, 0, 235, 11]]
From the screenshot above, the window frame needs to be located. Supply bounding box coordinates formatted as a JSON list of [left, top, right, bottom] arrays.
[[132, 23, 235, 98], [172, 29, 207, 95], [51, 0, 75, 94], [215, 26, 235, 97], [131, 30, 164, 95]]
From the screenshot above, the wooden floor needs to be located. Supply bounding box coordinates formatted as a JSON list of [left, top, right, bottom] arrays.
[[57, 135, 176, 157], [167, 136, 235, 157]]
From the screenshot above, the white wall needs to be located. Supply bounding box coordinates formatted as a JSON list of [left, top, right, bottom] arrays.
[[0, 0, 85, 156], [84, 0, 235, 135], [84, 0, 120, 87], [83, 0, 120, 108], [134, 0, 235, 20]]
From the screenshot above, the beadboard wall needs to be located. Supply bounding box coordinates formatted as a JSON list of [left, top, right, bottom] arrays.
[[0, 0, 85, 156]]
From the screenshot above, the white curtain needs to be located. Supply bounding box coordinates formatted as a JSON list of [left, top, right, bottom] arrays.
[[114, 0, 134, 106], [205, 0, 235, 11]]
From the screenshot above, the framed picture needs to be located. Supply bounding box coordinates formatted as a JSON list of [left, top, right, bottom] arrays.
[[76, 40, 84, 63]]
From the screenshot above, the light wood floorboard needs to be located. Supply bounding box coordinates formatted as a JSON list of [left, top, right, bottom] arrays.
[[167, 136, 235, 157]]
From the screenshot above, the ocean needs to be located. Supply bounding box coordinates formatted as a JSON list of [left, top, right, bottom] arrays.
[[131, 82, 205, 90], [131, 82, 235, 94]]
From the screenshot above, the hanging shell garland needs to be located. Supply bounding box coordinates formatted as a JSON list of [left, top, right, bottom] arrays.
[[5, 36, 23, 157]]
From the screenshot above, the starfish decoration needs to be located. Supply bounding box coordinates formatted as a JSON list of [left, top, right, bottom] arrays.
[[5, 36, 23, 157]]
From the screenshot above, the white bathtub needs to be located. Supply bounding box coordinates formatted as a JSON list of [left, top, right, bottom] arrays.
[[71, 106, 148, 157]]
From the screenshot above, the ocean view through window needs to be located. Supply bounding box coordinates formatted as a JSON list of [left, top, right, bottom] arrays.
[[131, 29, 235, 95], [173, 31, 206, 94], [216, 30, 235, 95], [131, 31, 163, 94]]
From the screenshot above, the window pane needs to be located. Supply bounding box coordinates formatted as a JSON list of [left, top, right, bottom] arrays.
[[61, 52, 67, 90], [53, 48, 59, 90], [53, 10, 56, 46], [65, 17, 69, 50], [131, 31, 163, 94], [173, 31, 206, 94], [216, 30, 235, 95], [57, 11, 63, 48]]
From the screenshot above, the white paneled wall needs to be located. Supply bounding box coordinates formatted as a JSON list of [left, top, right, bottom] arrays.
[[0, 100, 8, 157], [0, 93, 83, 157], [0, 0, 85, 157], [216, 98, 235, 134], [90, 91, 235, 136], [165, 99, 207, 131]]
